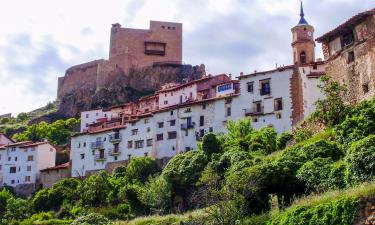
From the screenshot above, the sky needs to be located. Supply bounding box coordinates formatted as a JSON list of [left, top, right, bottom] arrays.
[[0, 0, 373, 116]]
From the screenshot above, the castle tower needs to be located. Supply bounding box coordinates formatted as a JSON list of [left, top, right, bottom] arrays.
[[291, 1, 315, 65]]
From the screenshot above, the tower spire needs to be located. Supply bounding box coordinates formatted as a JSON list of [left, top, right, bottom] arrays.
[[298, 1, 308, 25]]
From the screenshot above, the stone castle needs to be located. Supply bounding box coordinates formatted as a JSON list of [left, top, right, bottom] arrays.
[[57, 21, 204, 117]]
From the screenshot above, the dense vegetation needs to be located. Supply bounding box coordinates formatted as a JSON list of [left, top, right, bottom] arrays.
[[1, 76, 375, 225]]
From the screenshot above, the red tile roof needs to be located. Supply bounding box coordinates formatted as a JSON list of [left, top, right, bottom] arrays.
[[316, 8, 375, 42], [19, 142, 49, 148], [40, 162, 70, 172]]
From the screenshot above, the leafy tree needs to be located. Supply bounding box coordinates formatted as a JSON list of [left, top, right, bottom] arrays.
[[140, 176, 172, 213], [202, 133, 221, 157], [16, 112, 28, 121], [248, 127, 277, 154], [81, 171, 112, 206], [312, 76, 348, 127], [0, 188, 13, 218], [4, 197, 32, 222], [346, 135, 375, 183], [127, 157, 159, 183], [276, 132, 293, 150], [163, 151, 209, 188], [0, 117, 10, 124], [223, 118, 253, 151]]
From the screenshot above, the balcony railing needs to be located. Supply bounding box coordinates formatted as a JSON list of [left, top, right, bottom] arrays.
[[94, 153, 107, 161], [181, 123, 195, 130], [244, 107, 264, 116], [108, 148, 121, 156], [109, 133, 122, 143], [90, 141, 104, 149]]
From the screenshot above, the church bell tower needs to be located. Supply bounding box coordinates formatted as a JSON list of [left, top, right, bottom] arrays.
[[291, 1, 315, 65]]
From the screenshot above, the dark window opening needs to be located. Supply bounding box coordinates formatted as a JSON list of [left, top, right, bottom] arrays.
[[274, 98, 283, 111], [255, 102, 262, 113], [300, 51, 306, 64], [145, 42, 166, 56], [363, 84, 369, 93], [199, 116, 204, 126], [247, 82, 254, 93], [226, 107, 231, 116], [158, 122, 164, 128], [156, 133, 164, 141], [260, 80, 271, 95], [168, 131, 177, 139], [342, 32, 354, 48], [348, 51, 355, 63]]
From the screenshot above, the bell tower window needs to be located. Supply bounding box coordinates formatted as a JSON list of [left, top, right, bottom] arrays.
[[300, 51, 306, 64]]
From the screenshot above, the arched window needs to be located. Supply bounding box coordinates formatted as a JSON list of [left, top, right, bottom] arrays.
[[300, 51, 306, 64]]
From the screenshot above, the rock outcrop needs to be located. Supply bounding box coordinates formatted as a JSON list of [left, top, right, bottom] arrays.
[[57, 64, 205, 117]]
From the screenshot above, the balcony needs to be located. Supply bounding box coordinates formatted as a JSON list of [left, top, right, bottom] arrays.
[[244, 107, 264, 116], [108, 148, 121, 156], [181, 123, 195, 130], [90, 141, 104, 150], [109, 133, 122, 143], [94, 153, 107, 161]]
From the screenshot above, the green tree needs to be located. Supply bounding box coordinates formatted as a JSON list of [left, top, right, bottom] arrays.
[[4, 197, 32, 222], [202, 133, 221, 157], [312, 76, 348, 127], [81, 171, 112, 206], [0, 188, 13, 218], [140, 176, 172, 213], [126, 157, 159, 183], [16, 112, 28, 121], [248, 127, 277, 154]]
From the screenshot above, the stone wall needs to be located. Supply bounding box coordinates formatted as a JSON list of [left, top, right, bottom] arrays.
[[324, 15, 375, 104], [290, 67, 304, 125], [353, 195, 375, 225]]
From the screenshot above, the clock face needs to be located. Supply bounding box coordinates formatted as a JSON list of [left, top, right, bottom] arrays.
[[308, 31, 312, 37]]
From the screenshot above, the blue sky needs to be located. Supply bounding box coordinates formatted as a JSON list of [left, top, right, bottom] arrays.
[[0, 0, 373, 115]]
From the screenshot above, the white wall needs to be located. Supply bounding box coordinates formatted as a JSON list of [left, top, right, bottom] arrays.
[[158, 84, 197, 109], [0, 134, 13, 145], [80, 109, 112, 132]]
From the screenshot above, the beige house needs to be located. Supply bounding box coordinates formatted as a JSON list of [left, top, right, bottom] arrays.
[[39, 162, 71, 188]]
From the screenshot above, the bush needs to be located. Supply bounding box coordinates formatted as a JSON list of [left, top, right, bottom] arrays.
[[81, 171, 112, 206], [4, 197, 33, 221], [276, 132, 293, 150], [346, 135, 375, 183], [202, 133, 222, 157], [140, 176, 172, 213], [300, 140, 343, 161], [127, 157, 159, 183], [268, 197, 358, 225], [297, 158, 335, 192], [248, 127, 277, 154], [71, 213, 112, 225], [0, 188, 13, 218]]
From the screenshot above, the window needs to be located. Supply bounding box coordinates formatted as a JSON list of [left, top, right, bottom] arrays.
[[254, 101, 262, 113], [247, 82, 254, 93], [86, 114, 89, 118], [226, 107, 231, 116], [0, 165, 2, 171], [128, 141, 133, 148], [260, 79, 271, 95], [252, 117, 258, 123], [132, 129, 138, 135], [200, 129, 205, 138], [11, 147, 16, 151], [300, 51, 306, 64], [276, 113, 282, 119], [78, 143, 81, 148], [156, 133, 164, 141], [147, 139, 153, 147], [209, 127, 213, 132], [15, 157, 17, 161], [11, 180, 15, 184], [131, 122, 136, 126], [27, 166, 32, 171], [8, 157, 10, 161], [113, 143, 119, 152], [168, 131, 177, 139], [170, 110, 174, 115], [202, 104, 206, 110], [114, 156, 118, 161], [147, 127, 151, 132], [164, 100, 168, 105], [25, 176, 31, 182], [145, 41, 166, 56], [348, 51, 355, 63], [274, 98, 283, 111], [9, 167, 16, 173], [185, 147, 191, 151], [144, 152, 149, 157], [135, 140, 144, 149], [27, 155, 34, 161], [158, 122, 164, 128], [80, 154, 85, 159], [170, 120, 176, 126], [363, 84, 369, 93], [218, 83, 232, 92], [83, 142, 86, 147], [342, 32, 354, 48], [200, 116, 204, 126], [144, 118, 149, 124], [184, 108, 191, 113]]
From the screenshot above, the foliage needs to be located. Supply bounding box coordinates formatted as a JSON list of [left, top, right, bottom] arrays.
[[81, 171, 113, 206], [202, 133, 222, 157], [4, 197, 32, 222], [276, 132, 293, 150], [71, 213, 112, 225], [162, 150, 209, 188], [17, 112, 28, 121], [346, 135, 375, 183], [140, 176, 172, 213], [267, 197, 358, 225], [126, 157, 159, 183], [248, 127, 277, 154], [0, 188, 13, 218], [13, 118, 80, 145], [312, 76, 348, 127]]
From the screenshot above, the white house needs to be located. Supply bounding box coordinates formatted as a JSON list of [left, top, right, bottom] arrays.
[[0, 141, 56, 188], [80, 109, 113, 132]]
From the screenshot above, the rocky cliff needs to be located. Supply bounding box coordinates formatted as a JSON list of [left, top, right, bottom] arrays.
[[57, 64, 205, 117]]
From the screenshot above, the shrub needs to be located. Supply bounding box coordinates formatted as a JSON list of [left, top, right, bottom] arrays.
[[71, 213, 112, 225], [346, 135, 375, 183], [0, 188, 13, 218], [140, 176, 172, 213], [81, 171, 112, 206], [248, 127, 277, 154], [300, 140, 343, 161], [127, 157, 159, 183], [4, 197, 33, 221], [202, 133, 221, 157], [297, 158, 334, 192], [276, 132, 293, 150]]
